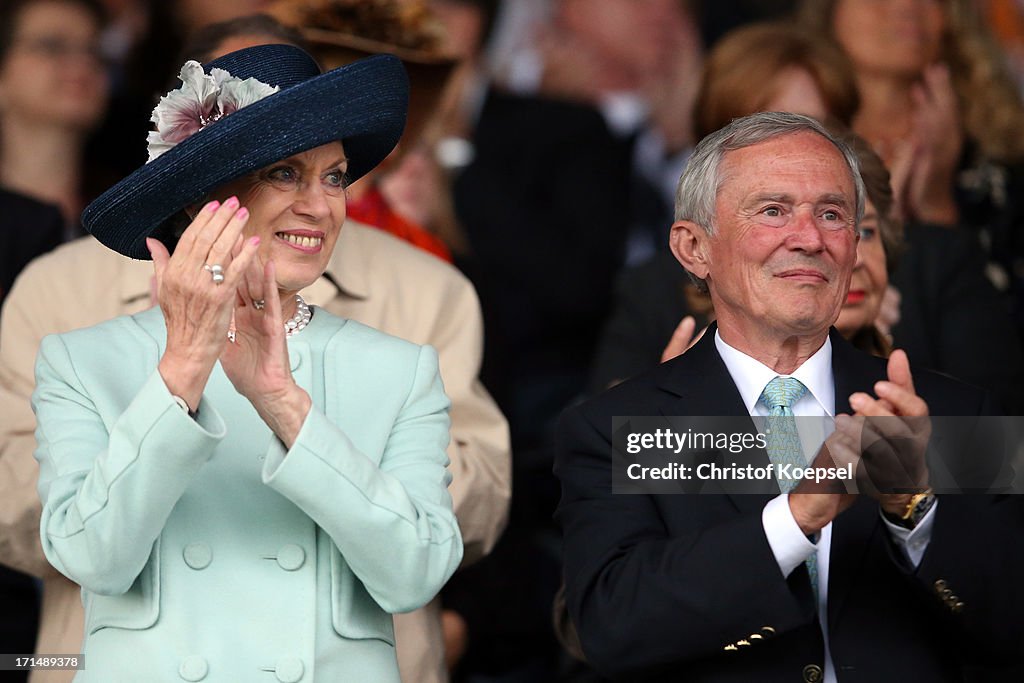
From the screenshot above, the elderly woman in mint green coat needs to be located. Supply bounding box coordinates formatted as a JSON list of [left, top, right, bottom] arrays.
[[32, 45, 462, 682]]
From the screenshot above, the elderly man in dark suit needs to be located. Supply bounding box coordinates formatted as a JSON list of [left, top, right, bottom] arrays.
[[555, 112, 1023, 682]]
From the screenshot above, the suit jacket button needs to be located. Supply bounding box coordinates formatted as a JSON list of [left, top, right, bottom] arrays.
[[275, 657, 304, 683], [760, 626, 776, 637], [183, 543, 213, 570], [178, 655, 208, 681], [802, 664, 823, 682], [952, 601, 965, 613], [277, 544, 306, 571], [933, 579, 947, 592]]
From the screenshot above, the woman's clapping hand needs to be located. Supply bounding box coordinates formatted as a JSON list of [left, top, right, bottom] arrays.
[[221, 257, 312, 448], [147, 197, 260, 412]]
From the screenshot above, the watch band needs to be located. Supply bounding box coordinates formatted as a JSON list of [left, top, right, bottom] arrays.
[[899, 490, 936, 528]]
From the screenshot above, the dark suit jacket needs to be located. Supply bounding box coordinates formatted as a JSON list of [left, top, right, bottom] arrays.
[[556, 327, 1023, 682]]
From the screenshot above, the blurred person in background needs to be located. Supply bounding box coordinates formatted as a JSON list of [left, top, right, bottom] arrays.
[[690, 22, 860, 141], [798, 0, 1024, 340], [589, 20, 1024, 412], [530, 0, 704, 263], [0, 3, 108, 670], [0, 0, 111, 235], [374, 0, 500, 260], [87, 0, 281, 180], [831, 131, 906, 357], [434, 3, 705, 681], [980, 0, 1024, 93], [455, 0, 702, 459], [270, 0, 500, 262], [0, 190, 62, 305], [0, 189, 61, 677]]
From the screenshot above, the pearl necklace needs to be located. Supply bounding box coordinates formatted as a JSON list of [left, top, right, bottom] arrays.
[[285, 294, 312, 337]]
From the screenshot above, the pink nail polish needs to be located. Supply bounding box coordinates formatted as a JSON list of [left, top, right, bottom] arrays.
[[206, 200, 220, 212], [225, 196, 239, 209], [249, 236, 260, 246], [236, 207, 249, 219]]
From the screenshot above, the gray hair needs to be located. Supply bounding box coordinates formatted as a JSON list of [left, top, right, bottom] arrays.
[[674, 111, 865, 292]]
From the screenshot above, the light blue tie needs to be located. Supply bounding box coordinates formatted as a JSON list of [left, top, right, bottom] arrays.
[[759, 376, 808, 492], [759, 377, 818, 601]]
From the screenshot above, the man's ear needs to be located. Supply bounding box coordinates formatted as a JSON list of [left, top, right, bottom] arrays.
[[670, 220, 711, 280]]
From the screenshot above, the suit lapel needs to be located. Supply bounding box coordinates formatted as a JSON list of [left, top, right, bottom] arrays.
[[655, 323, 748, 416], [656, 325, 776, 509], [827, 330, 889, 629], [830, 328, 886, 414]]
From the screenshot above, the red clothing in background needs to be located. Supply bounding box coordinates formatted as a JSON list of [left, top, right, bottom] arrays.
[[348, 185, 452, 263]]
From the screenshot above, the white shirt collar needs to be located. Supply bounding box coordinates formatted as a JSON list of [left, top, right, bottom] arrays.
[[714, 330, 835, 417]]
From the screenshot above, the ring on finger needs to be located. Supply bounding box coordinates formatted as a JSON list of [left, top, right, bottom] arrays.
[[204, 263, 225, 284], [252, 299, 266, 311]]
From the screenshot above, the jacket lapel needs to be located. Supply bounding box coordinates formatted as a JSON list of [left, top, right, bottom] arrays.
[[655, 324, 776, 509], [830, 328, 886, 414], [827, 330, 889, 629]]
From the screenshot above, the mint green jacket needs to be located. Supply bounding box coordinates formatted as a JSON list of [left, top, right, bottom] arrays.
[[32, 306, 462, 682]]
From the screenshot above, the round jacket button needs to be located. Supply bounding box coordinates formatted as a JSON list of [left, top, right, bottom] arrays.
[[802, 664, 823, 682], [179, 655, 208, 681], [277, 544, 306, 571], [183, 543, 213, 570], [275, 657, 304, 683]]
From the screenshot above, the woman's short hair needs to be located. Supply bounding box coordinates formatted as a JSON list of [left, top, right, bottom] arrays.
[[798, 0, 1024, 163], [693, 21, 860, 141]]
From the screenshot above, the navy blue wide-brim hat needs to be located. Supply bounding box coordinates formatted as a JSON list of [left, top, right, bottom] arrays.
[[82, 44, 408, 260]]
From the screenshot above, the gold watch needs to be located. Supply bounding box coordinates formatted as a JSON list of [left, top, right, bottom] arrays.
[[899, 489, 936, 528]]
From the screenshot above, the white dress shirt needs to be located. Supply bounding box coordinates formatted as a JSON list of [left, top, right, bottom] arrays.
[[714, 331, 936, 683]]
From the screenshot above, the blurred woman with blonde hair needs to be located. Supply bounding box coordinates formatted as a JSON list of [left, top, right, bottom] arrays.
[[799, 0, 1024, 312]]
